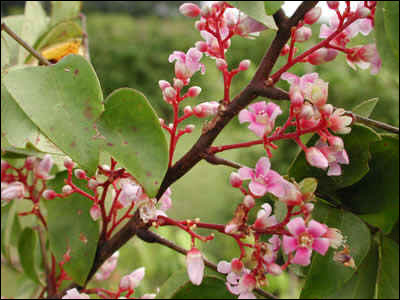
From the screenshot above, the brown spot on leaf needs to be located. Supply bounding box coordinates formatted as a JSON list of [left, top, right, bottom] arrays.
[[84, 105, 94, 120], [77, 210, 82, 215], [146, 171, 152, 177], [70, 141, 77, 148], [123, 140, 128, 145], [74, 69, 79, 76], [107, 142, 114, 147], [131, 126, 138, 132], [79, 233, 88, 244]]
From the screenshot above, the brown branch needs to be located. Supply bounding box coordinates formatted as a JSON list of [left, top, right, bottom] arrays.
[[201, 153, 242, 169], [1, 22, 51, 66], [136, 229, 278, 300], [62, 3, 318, 296], [345, 111, 399, 134]]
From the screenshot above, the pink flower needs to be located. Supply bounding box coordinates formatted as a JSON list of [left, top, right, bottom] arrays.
[[159, 188, 172, 211], [168, 48, 205, 80], [295, 27, 312, 43], [315, 139, 349, 176], [62, 288, 90, 299], [279, 181, 303, 206], [304, 7, 321, 25], [1, 181, 25, 203], [239, 101, 282, 137], [346, 44, 382, 75], [118, 180, 142, 208], [253, 203, 278, 231], [283, 217, 330, 266], [35, 154, 53, 179], [120, 267, 145, 291], [90, 204, 101, 221], [328, 108, 352, 134], [186, 248, 204, 285], [193, 101, 219, 118], [95, 251, 119, 281], [238, 157, 285, 197]]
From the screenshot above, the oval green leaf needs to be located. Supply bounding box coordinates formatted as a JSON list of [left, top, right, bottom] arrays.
[[3, 55, 104, 174], [227, 1, 278, 30], [96, 88, 168, 197], [352, 98, 378, 118], [45, 171, 100, 285], [300, 201, 371, 299], [337, 134, 399, 234], [50, 1, 82, 27], [18, 227, 41, 284]]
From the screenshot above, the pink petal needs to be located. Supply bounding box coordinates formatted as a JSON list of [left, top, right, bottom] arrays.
[[248, 122, 266, 137], [261, 203, 272, 216], [227, 272, 240, 284], [292, 247, 312, 266], [217, 261, 231, 274], [255, 157, 270, 177], [238, 167, 254, 180], [283, 236, 298, 254], [168, 51, 186, 63], [249, 181, 268, 196], [327, 163, 342, 176], [264, 170, 285, 198], [239, 292, 257, 299], [226, 282, 240, 295], [312, 237, 330, 255], [249, 101, 267, 114], [287, 217, 306, 236], [186, 248, 204, 285], [336, 150, 349, 164], [266, 102, 282, 120], [238, 109, 252, 123], [281, 72, 300, 85], [307, 220, 328, 238]]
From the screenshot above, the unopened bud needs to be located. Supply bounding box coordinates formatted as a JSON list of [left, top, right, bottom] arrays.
[[238, 59, 251, 71], [25, 157, 35, 170], [173, 78, 184, 90], [187, 86, 202, 98], [304, 7, 321, 25], [43, 189, 57, 200], [74, 169, 86, 180], [356, 7, 370, 18], [200, 5, 213, 18], [299, 103, 314, 119], [320, 104, 334, 116], [216, 58, 227, 71], [163, 87, 177, 103], [88, 179, 99, 190], [35, 154, 53, 179], [243, 195, 255, 209], [195, 41, 208, 52], [304, 202, 314, 213], [184, 106, 193, 115], [280, 44, 290, 56], [195, 20, 206, 31], [229, 172, 242, 188], [328, 136, 344, 151], [62, 185, 73, 194], [179, 3, 201, 18], [327, 1, 339, 10], [158, 80, 171, 91], [64, 157, 75, 169], [90, 204, 102, 221], [307, 48, 328, 65], [185, 124, 195, 133], [1, 160, 9, 172], [294, 27, 312, 42], [306, 147, 329, 169]]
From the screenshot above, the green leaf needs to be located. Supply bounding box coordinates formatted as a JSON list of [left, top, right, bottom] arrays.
[[45, 171, 99, 285], [1, 15, 25, 68], [50, 1, 82, 27], [34, 21, 82, 53], [326, 239, 379, 299], [383, 2, 399, 60], [264, 1, 284, 15], [3, 55, 104, 174], [227, 1, 278, 30], [300, 202, 371, 299], [97, 88, 168, 197], [157, 268, 234, 299], [1, 202, 14, 257], [352, 98, 379, 118], [289, 124, 381, 195], [376, 237, 399, 299], [337, 134, 399, 234], [19, 1, 49, 63], [18, 228, 41, 284], [375, 2, 399, 77]]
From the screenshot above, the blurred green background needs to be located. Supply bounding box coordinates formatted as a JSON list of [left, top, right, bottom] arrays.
[[1, 1, 399, 299]]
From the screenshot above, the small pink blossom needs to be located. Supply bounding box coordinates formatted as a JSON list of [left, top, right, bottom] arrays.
[[169, 48, 205, 80], [186, 248, 204, 285], [90, 204, 102, 221], [239, 101, 282, 137], [43, 189, 57, 200], [230, 172, 242, 188], [1, 181, 25, 203], [238, 59, 251, 71], [95, 251, 119, 281], [283, 217, 330, 266], [35, 154, 53, 179], [279, 181, 303, 206], [187, 86, 202, 98], [253, 203, 278, 231], [238, 157, 285, 197], [120, 267, 145, 291], [294, 27, 312, 43], [307, 47, 338, 65], [118, 180, 142, 208], [346, 44, 381, 75], [193, 101, 219, 118], [328, 108, 352, 134], [159, 188, 172, 211], [304, 7, 321, 25], [62, 288, 90, 299], [315, 138, 349, 176]]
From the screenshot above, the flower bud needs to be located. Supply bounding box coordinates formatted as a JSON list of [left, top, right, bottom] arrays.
[[62, 185, 73, 194], [238, 59, 251, 71], [306, 147, 329, 169], [304, 7, 321, 25], [229, 172, 242, 188], [328, 136, 344, 151], [185, 124, 195, 133], [1, 182, 25, 202], [62, 288, 90, 299], [163, 87, 177, 103], [195, 20, 206, 31], [43, 189, 57, 200], [295, 27, 312, 42], [216, 58, 227, 71], [88, 179, 99, 190], [327, 1, 339, 9], [1, 160, 9, 173], [120, 267, 145, 291], [184, 106, 193, 115], [307, 48, 328, 65], [243, 195, 255, 209], [280, 44, 290, 56], [179, 3, 201, 18], [74, 169, 86, 180], [90, 204, 102, 221], [173, 78, 184, 90], [299, 103, 314, 119], [195, 41, 208, 52], [231, 258, 244, 274], [320, 104, 334, 116], [356, 7, 370, 18], [289, 86, 304, 107], [186, 248, 204, 286], [158, 80, 171, 91], [187, 86, 202, 98], [25, 157, 35, 170], [64, 157, 75, 170], [35, 154, 53, 179], [119, 182, 141, 207], [304, 202, 314, 213]]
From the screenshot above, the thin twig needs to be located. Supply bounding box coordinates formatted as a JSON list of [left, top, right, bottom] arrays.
[[1, 22, 51, 66], [202, 153, 242, 169], [136, 229, 278, 300], [345, 111, 399, 134]]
